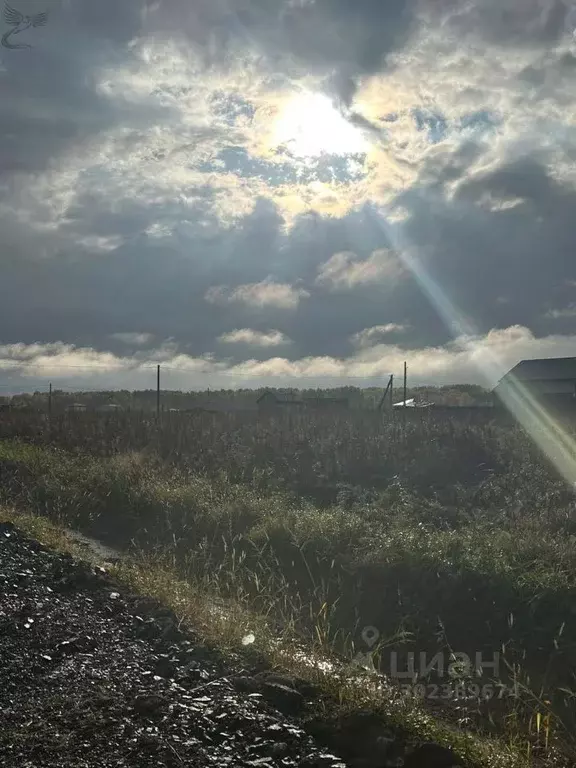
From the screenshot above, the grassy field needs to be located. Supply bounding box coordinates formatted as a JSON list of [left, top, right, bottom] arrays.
[[1, 406, 576, 764]]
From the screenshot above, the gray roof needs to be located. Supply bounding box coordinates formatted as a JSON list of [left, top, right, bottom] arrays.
[[257, 391, 303, 404], [503, 357, 576, 382]]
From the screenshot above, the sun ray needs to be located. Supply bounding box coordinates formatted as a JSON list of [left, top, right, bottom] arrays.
[[368, 205, 576, 488]]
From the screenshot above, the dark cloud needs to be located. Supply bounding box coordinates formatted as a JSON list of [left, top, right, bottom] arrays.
[[1, 0, 576, 388], [394, 155, 576, 341], [0, 193, 439, 363], [0, 0, 152, 178], [149, 0, 415, 103]]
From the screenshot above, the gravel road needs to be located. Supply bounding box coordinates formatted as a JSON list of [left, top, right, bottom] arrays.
[[0, 522, 348, 768]]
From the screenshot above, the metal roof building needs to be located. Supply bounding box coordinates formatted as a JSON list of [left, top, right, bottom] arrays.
[[494, 357, 576, 401]]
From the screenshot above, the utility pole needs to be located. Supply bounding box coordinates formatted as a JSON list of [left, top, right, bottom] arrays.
[[378, 374, 394, 411], [156, 365, 161, 418], [403, 362, 407, 408], [48, 383, 52, 417]]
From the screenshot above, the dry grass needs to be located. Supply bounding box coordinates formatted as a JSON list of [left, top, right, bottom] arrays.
[[1, 407, 576, 766], [0, 506, 541, 768]]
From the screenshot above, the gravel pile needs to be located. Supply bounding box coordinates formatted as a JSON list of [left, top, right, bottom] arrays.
[[0, 522, 348, 768]]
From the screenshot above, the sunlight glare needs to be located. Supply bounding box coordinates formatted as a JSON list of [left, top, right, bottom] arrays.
[[370, 207, 576, 488], [274, 92, 368, 159]]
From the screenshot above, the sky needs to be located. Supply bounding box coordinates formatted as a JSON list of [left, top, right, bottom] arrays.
[[2, 0, 576, 393]]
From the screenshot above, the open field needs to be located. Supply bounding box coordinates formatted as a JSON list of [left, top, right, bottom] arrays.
[[1, 404, 576, 764]]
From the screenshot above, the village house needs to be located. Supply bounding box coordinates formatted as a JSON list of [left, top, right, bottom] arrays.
[[494, 357, 576, 407]]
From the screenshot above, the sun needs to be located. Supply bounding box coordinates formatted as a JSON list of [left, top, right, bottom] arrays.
[[273, 91, 369, 159]]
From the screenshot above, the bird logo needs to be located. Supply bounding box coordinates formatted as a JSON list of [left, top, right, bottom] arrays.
[[1, 2, 47, 50]]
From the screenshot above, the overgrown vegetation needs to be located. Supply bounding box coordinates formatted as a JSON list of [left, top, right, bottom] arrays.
[[1, 404, 576, 764], [0, 408, 509, 504]]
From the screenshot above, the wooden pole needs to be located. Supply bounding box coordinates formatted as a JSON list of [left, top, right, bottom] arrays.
[[378, 374, 393, 411], [48, 383, 52, 417], [403, 362, 407, 408], [156, 365, 161, 418], [390, 374, 394, 409]]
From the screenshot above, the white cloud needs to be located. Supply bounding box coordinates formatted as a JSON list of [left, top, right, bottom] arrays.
[[352, 324, 408, 347], [0, 343, 129, 377], [316, 249, 403, 290], [2, 326, 576, 391], [225, 326, 576, 387], [77, 235, 126, 252], [218, 329, 291, 347], [545, 305, 576, 319], [206, 278, 310, 310]]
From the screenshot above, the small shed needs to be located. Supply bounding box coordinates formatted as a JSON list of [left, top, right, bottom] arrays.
[[66, 403, 87, 413]]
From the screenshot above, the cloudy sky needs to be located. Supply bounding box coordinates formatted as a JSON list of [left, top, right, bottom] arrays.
[[2, 0, 576, 392]]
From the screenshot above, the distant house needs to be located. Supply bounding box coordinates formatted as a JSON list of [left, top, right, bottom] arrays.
[[66, 403, 87, 413], [494, 357, 576, 406], [98, 403, 123, 414], [393, 398, 434, 409], [257, 391, 303, 409]]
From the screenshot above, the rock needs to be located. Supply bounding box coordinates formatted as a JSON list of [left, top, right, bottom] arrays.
[[134, 618, 163, 640], [260, 682, 305, 715], [154, 655, 177, 679], [232, 675, 261, 694], [300, 754, 347, 767], [254, 670, 319, 698], [133, 693, 169, 716], [306, 711, 400, 768]]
